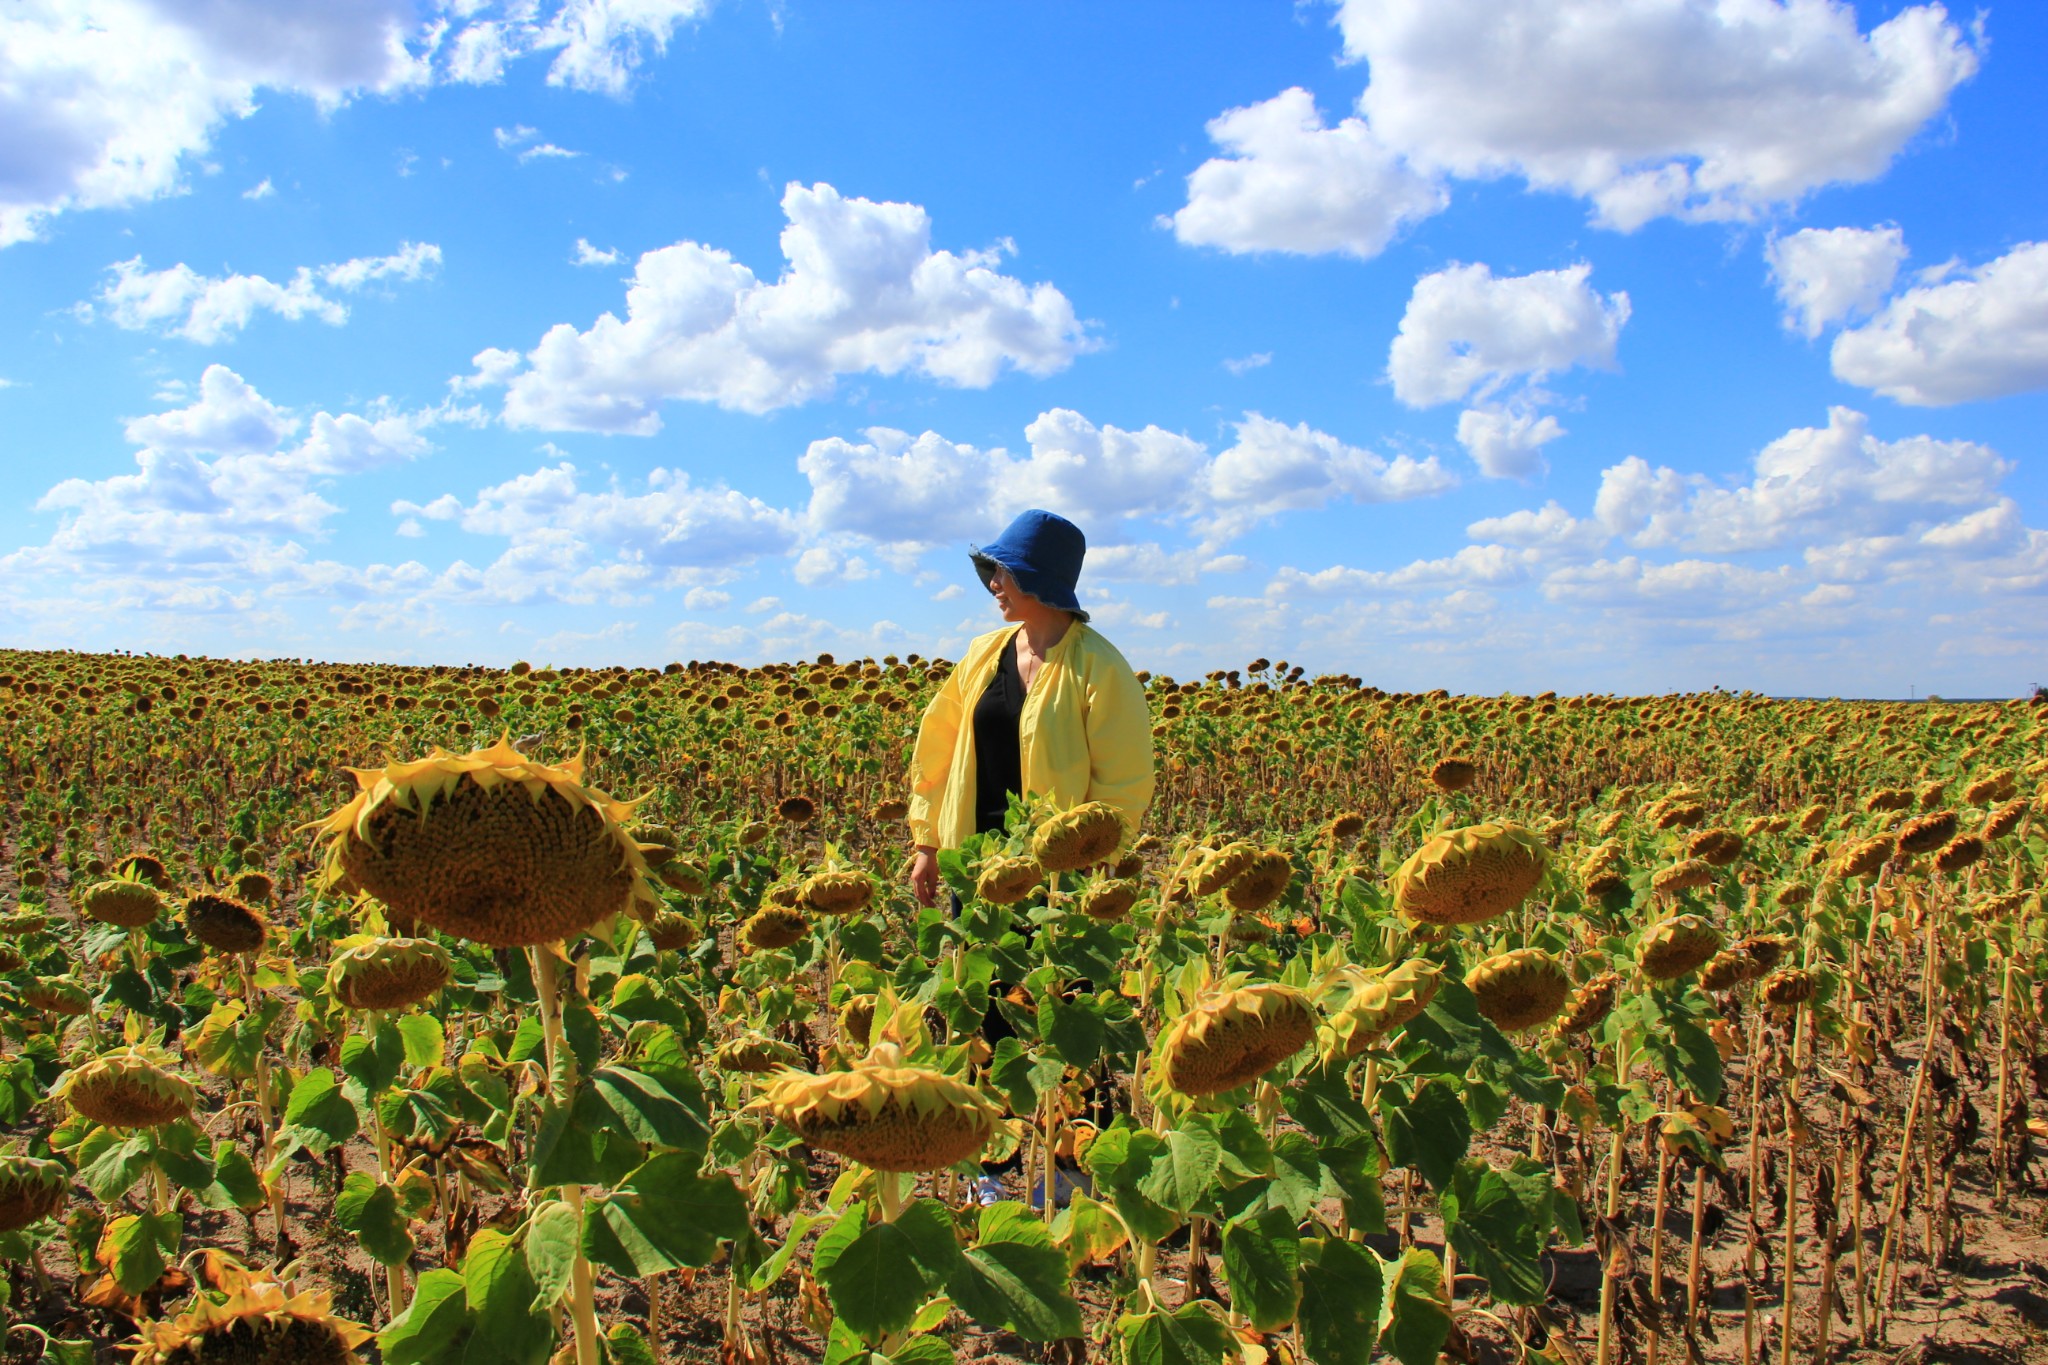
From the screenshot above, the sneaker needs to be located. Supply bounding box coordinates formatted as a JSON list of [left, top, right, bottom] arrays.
[[975, 1175, 1005, 1207]]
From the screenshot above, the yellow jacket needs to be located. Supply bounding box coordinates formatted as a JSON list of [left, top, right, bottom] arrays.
[[908, 623, 1155, 850]]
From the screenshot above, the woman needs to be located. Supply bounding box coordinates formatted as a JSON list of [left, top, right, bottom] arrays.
[[907, 508, 1154, 904], [904, 509, 1154, 1208]]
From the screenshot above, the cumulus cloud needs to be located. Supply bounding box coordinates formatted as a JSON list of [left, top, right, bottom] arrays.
[[470, 183, 1090, 430], [91, 242, 441, 343], [1170, 87, 1446, 259], [1830, 240, 2048, 405], [1329, 0, 1979, 231], [1389, 262, 1630, 408], [797, 408, 1455, 553], [1454, 405, 1566, 480], [572, 238, 622, 267], [6, 364, 433, 578], [1766, 225, 1907, 338], [0, 0, 707, 246]]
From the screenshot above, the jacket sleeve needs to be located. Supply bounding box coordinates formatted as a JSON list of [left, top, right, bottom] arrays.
[[907, 660, 968, 849], [1082, 648, 1156, 837]]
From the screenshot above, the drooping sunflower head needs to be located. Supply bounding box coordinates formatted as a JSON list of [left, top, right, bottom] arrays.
[[1557, 971, 1622, 1034], [1079, 877, 1141, 922], [975, 855, 1043, 907], [749, 1044, 1000, 1172], [130, 1258, 371, 1365], [1224, 849, 1294, 914], [0, 1153, 69, 1233], [326, 937, 455, 1013], [715, 1033, 807, 1074], [302, 737, 659, 949], [80, 876, 165, 929], [53, 1045, 197, 1128], [1390, 823, 1548, 926], [1158, 983, 1316, 1097], [1190, 841, 1258, 898], [1651, 859, 1716, 896], [21, 975, 93, 1016], [1318, 959, 1442, 1061], [1636, 914, 1723, 981], [801, 869, 876, 917], [1030, 802, 1127, 874], [741, 904, 809, 952], [182, 893, 268, 956], [1467, 948, 1571, 1032], [645, 909, 698, 953]]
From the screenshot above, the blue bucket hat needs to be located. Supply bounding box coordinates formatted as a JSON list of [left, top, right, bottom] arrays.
[[971, 509, 1089, 621]]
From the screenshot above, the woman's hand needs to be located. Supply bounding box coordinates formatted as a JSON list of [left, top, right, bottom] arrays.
[[910, 845, 941, 908]]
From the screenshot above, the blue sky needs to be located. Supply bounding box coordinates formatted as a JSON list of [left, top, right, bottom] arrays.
[[3, 0, 2045, 695]]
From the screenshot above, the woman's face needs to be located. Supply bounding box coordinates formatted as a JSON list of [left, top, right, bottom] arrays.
[[987, 564, 1030, 622]]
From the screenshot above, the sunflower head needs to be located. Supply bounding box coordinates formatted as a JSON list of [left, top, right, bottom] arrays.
[[302, 737, 659, 949], [130, 1258, 371, 1365], [53, 1045, 196, 1128], [1224, 849, 1294, 914], [1079, 877, 1141, 922], [749, 1044, 1000, 1172], [1190, 841, 1258, 898], [1318, 959, 1443, 1061], [183, 893, 268, 956], [801, 870, 875, 917], [1030, 802, 1127, 874], [80, 876, 165, 929], [975, 855, 1043, 907], [742, 904, 809, 951], [1390, 823, 1548, 926], [0, 1153, 69, 1233], [1467, 948, 1571, 1032], [1636, 914, 1723, 980], [326, 937, 455, 1013], [1557, 971, 1622, 1034], [1157, 983, 1315, 1097]]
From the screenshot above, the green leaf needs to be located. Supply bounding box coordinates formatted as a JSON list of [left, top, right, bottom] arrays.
[[988, 1038, 1063, 1115], [190, 999, 266, 1080], [279, 1067, 359, 1155], [335, 1172, 416, 1268], [523, 1199, 580, 1313], [1211, 1108, 1273, 1182], [462, 1228, 553, 1365], [605, 1324, 660, 1365], [99, 1210, 179, 1294], [398, 1014, 446, 1070], [1041, 992, 1106, 1069], [1220, 1206, 1300, 1332], [580, 1154, 748, 1277], [381, 1268, 474, 1365], [888, 1336, 957, 1364], [1297, 1237, 1383, 1365], [1634, 989, 1726, 1103], [1440, 1159, 1547, 1306], [77, 1130, 154, 1203], [1137, 1120, 1222, 1216], [1085, 1126, 1179, 1243], [1377, 1248, 1452, 1365], [1284, 1072, 1378, 1145], [1378, 1078, 1468, 1191], [948, 1202, 1082, 1343], [591, 1066, 711, 1154], [208, 1140, 266, 1210], [342, 1018, 407, 1097], [1116, 1301, 1237, 1365], [1264, 1133, 1323, 1222], [817, 1213, 945, 1344], [747, 1211, 822, 1292]]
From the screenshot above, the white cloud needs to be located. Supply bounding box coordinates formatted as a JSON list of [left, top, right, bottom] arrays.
[[6, 364, 433, 579], [241, 177, 275, 200], [1830, 241, 2048, 405], [0, 1, 708, 246], [1223, 352, 1272, 376], [572, 238, 622, 267], [682, 586, 731, 610], [792, 545, 874, 587], [1389, 261, 1630, 408], [1170, 87, 1446, 259], [472, 182, 1091, 430], [523, 142, 582, 163], [1766, 225, 1907, 338], [1454, 405, 1565, 479], [797, 408, 1455, 554], [1330, 0, 1979, 231], [92, 242, 441, 343]]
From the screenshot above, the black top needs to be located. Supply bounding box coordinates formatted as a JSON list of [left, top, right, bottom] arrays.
[[972, 630, 1026, 834]]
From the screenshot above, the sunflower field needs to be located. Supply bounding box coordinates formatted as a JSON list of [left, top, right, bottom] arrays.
[[0, 645, 2043, 1365]]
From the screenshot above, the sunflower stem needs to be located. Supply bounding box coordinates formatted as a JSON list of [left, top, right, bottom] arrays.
[[532, 944, 602, 1365]]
